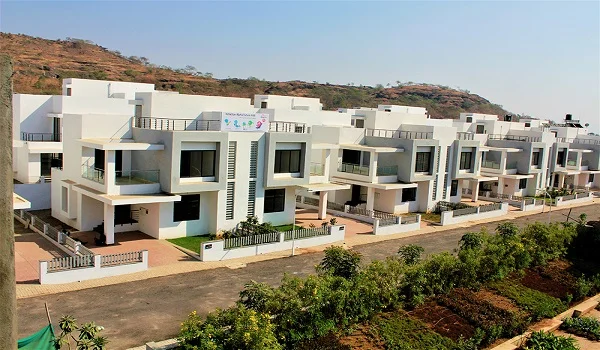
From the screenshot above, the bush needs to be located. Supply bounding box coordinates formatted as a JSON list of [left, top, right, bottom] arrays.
[[317, 246, 362, 279], [55, 315, 108, 350], [522, 330, 579, 350], [397, 244, 424, 265], [560, 316, 600, 341], [178, 307, 281, 350], [522, 222, 576, 266], [374, 313, 457, 349], [488, 280, 566, 320], [401, 252, 460, 306]]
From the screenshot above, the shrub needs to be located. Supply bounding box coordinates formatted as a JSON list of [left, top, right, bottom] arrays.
[[496, 222, 520, 238], [459, 231, 485, 251], [317, 246, 362, 279], [400, 252, 460, 306], [522, 330, 579, 350], [397, 244, 424, 265], [560, 316, 600, 341], [522, 222, 576, 265], [178, 307, 281, 350], [55, 315, 108, 350], [374, 313, 457, 349], [488, 280, 566, 320]]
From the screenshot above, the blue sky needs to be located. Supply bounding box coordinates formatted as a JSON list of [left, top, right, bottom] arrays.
[[1, 1, 599, 132]]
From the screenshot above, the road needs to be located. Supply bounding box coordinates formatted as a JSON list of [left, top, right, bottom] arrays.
[[17, 204, 600, 349]]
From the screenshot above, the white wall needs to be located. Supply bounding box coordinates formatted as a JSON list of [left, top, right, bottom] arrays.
[[14, 183, 51, 210], [63, 78, 155, 99]]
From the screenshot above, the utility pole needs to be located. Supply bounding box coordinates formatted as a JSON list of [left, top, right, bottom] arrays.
[[0, 54, 17, 349]]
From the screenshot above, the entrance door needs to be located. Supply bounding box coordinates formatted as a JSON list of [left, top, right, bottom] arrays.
[[115, 204, 132, 225]]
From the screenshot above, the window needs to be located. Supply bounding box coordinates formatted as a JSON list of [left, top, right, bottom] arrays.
[[589, 174, 595, 183], [180, 150, 216, 178], [466, 117, 473, 123], [40, 153, 52, 177], [481, 182, 492, 191], [525, 122, 531, 127], [274, 150, 301, 173], [519, 178, 527, 189], [459, 152, 472, 170], [450, 180, 459, 196], [401, 188, 417, 202], [415, 152, 431, 173], [226, 182, 235, 220], [557, 150, 566, 166], [531, 151, 540, 166], [264, 189, 285, 213], [249, 141, 258, 178], [134, 105, 142, 118], [384, 109, 391, 112], [261, 101, 268, 108], [355, 119, 365, 128], [66, 88, 72, 96], [173, 194, 200, 222], [476, 125, 485, 134], [247, 181, 256, 216], [61, 187, 68, 212]]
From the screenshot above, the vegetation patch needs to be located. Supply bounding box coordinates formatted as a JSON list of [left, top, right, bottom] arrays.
[[519, 260, 579, 301], [437, 288, 529, 344], [167, 235, 211, 254], [519, 330, 579, 350], [487, 279, 567, 320], [274, 224, 304, 232], [373, 312, 457, 350], [560, 316, 600, 341]]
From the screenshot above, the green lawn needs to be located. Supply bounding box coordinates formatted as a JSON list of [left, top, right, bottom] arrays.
[[274, 224, 304, 232], [167, 235, 212, 254]]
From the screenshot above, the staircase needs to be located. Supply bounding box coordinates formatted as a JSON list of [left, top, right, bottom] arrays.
[[93, 222, 104, 234]]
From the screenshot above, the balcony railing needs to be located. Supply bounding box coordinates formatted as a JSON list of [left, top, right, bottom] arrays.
[[481, 160, 501, 169], [376, 165, 398, 176], [115, 170, 160, 185], [135, 117, 221, 131], [21, 132, 61, 142], [567, 160, 577, 166], [269, 122, 307, 133], [82, 161, 104, 184], [488, 134, 541, 142], [309, 163, 325, 176], [506, 161, 518, 170], [338, 162, 369, 176], [573, 138, 600, 145], [365, 128, 433, 140], [457, 132, 474, 141]]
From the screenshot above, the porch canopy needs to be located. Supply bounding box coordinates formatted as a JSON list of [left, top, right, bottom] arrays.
[[480, 146, 523, 153], [339, 144, 404, 153], [554, 169, 581, 176], [77, 138, 165, 151], [298, 182, 351, 193]]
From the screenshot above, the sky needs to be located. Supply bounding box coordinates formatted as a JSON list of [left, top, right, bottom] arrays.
[[1, 1, 599, 132]]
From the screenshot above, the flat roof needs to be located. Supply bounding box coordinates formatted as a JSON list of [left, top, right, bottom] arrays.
[[464, 175, 499, 182], [13, 193, 31, 210], [298, 182, 351, 192], [568, 149, 593, 153], [554, 170, 581, 175], [332, 177, 417, 190], [480, 146, 523, 153], [339, 144, 404, 153], [73, 184, 180, 205], [78, 138, 164, 151]]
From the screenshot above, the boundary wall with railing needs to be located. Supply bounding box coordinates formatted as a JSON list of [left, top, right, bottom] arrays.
[[440, 202, 508, 225], [555, 191, 593, 207], [200, 225, 346, 261]]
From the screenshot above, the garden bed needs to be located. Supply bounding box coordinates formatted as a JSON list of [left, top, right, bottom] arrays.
[[409, 301, 476, 341], [519, 260, 578, 300]]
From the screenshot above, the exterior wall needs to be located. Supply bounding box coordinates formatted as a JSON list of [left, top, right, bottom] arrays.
[[13, 183, 51, 210], [440, 203, 509, 225], [62, 78, 155, 99]]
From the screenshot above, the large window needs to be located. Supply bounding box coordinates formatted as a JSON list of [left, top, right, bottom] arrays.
[[589, 174, 594, 183], [180, 150, 216, 178], [557, 150, 566, 166], [459, 152, 472, 170], [531, 151, 540, 166], [519, 178, 527, 190], [173, 194, 200, 222], [274, 150, 301, 173], [401, 188, 417, 202], [475, 125, 485, 134], [415, 152, 431, 173], [264, 189, 285, 213], [450, 180, 459, 196]]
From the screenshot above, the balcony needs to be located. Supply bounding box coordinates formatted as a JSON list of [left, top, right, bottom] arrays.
[[338, 162, 369, 176], [481, 160, 500, 169], [488, 134, 541, 142], [135, 117, 220, 131], [376, 165, 398, 176], [82, 162, 105, 184], [457, 132, 474, 141], [567, 159, 577, 167], [115, 170, 160, 185], [21, 132, 61, 142], [269, 121, 307, 133], [573, 138, 600, 146], [309, 163, 325, 176], [365, 128, 433, 140]]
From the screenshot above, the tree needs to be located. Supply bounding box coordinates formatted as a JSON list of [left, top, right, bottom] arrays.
[[496, 222, 519, 238], [459, 231, 485, 251], [397, 244, 424, 265], [317, 246, 362, 279], [184, 65, 197, 74], [55, 315, 108, 349]]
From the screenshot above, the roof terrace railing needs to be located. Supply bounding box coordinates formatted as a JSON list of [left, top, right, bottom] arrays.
[[488, 134, 541, 142], [21, 132, 61, 142], [135, 117, 221, 131], [365, 128, 433, 140], [457, 132, 474, 141], [269, 121, 307, 133], [572, 138, 600, 145]]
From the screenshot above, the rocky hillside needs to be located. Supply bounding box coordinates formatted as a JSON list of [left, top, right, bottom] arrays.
[[1, 33, 508, 119]]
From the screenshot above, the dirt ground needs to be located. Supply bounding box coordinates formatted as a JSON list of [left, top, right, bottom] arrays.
[[409, 301, 476, 341]]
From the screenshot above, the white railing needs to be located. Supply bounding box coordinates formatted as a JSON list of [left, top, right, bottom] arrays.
[[284, 227, 329, 241], [136, 117, 221, 131], [365, 128, 433, 139], [46, 255, 95, 273], [101, 251, 144, 267], [269, 121, 307, 133]]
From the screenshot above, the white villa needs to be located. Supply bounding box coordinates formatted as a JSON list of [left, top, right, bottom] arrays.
[[12, 78, 600, 244]]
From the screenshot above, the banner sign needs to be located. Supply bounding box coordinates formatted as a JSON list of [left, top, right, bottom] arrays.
[[221, 112, 269, 132]]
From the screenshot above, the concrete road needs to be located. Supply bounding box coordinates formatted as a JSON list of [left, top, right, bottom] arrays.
[[17, 204, 600, 349]]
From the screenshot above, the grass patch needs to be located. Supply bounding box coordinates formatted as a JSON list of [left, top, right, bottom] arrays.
[[488, 280, 567, 320], [274, 224, 304, 232], [419, 212, 441, 223], [374, 313, 457, 350], [560, 316, 600, 341], [167, 235, 212, 254]]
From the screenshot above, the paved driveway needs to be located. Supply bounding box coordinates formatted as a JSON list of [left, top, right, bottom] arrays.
[[14, 220, 65, 284], [17, 204, 600, 349]]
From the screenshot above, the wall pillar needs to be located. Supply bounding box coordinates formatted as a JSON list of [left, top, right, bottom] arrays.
[[470, 180, 479, 202], [497, 177, 504, 195], [366, 187, 375, 212], [559, 174, 566, 189], [104, 203, 115, 245], [318, 191, 328, 220], [105, 150, 116, 194]]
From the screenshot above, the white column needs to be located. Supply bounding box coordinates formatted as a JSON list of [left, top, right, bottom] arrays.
[[366, 187, 375, 212], [323, 149, 331, 179], [370, 152, 378, 182], [105, 150, 116, 194], [471, 181, 479, 202], [104, 203, 115, 245], [318, 191, 328, 220], [497, 177, 504, 195], [559, 174, 566, 188]]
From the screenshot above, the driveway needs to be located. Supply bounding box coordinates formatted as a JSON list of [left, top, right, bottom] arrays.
[[17, 204, 600, 349]]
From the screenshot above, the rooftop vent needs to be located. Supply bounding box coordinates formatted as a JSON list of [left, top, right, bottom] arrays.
[[565, 114, 573, 121]]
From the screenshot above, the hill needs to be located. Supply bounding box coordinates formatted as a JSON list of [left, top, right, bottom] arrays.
[[0, 32, 508, 119]]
